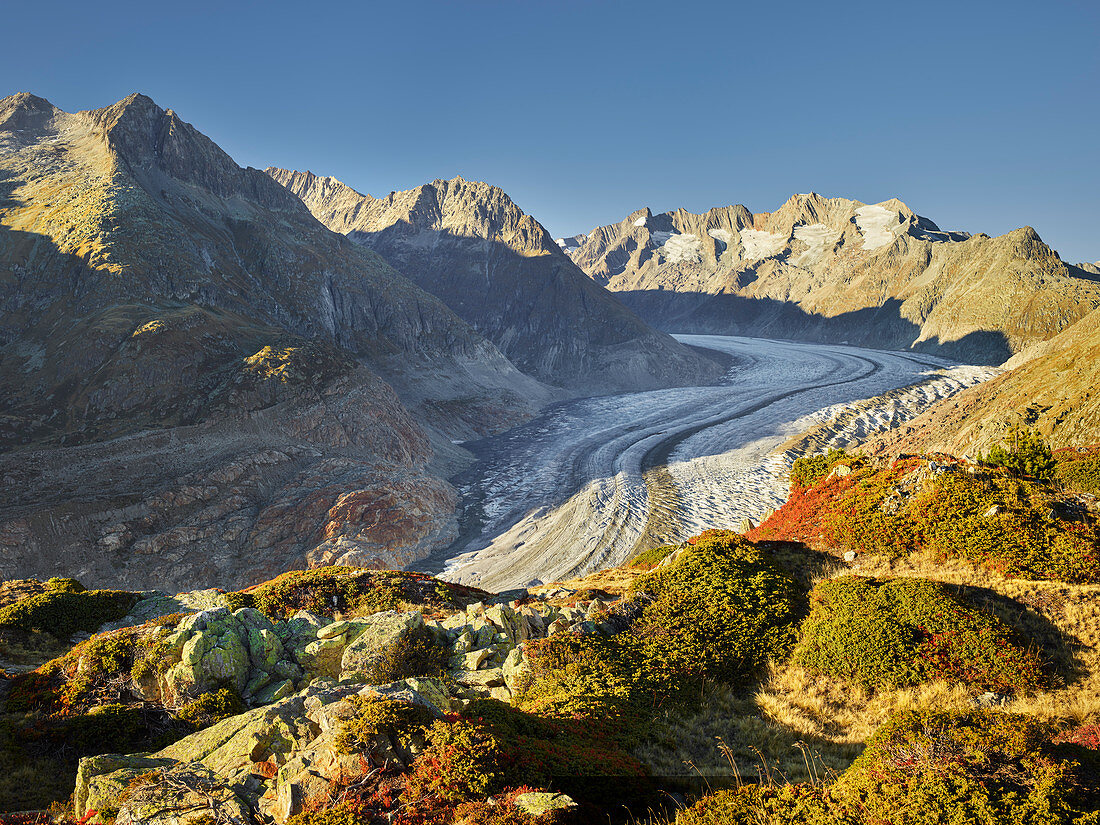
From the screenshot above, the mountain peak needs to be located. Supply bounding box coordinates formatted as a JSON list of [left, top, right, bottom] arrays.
[[61, 94, 301, 209], [0, 91, 62, 132]]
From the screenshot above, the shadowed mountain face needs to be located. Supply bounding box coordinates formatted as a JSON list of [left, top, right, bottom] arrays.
[[563, 194, 1100, 365], [0, 92, 547, 590], [265, 169, 724, 393]]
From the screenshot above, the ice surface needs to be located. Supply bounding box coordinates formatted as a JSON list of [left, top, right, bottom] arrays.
[[739, 228, 787, 260], [429, 335, 997, 590], [854, 205, 900, 250], [661, 233, 704, 263], [792, 223, 841, 264]]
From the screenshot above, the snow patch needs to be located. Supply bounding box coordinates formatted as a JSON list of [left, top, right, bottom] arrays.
[[739, 228, 787, 261], [660, 233, 704, 263], [633, 216, 647, 227], [854, 205, 901, 250], [792, 223, 841, 264]]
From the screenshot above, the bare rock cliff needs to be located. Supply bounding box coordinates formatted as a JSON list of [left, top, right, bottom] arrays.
[[266, 169, 724, 393]]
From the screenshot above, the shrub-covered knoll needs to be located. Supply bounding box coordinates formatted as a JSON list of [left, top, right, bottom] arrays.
[[1056, 446, 1100, 494], [794, 576, 1044, 693], [630, 531, 803, 689], [752, 457, 1100, 582], [0, 589, 140, 639], [223, 567, 489, 620], [838, 709, 1099, 823], [7, 615, 185, 716]]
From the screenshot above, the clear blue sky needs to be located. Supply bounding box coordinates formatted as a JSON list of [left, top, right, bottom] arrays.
[[7, 0, 1099, 262]]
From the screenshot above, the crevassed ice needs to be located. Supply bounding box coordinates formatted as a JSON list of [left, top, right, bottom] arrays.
[[739, 228, 787, 260], [854, 205, 900, 250], [708, 228, 732, 244]]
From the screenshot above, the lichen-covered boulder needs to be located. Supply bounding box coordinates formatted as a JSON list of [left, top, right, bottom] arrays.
[[75, 754, 178, 818], [296, 636, 346, 681], [515, 791, 577, 820], [339, 610, 424, 678], [152, 682, 358, 782], [115, 764, 250, 825], [155, 607, 307, 705]]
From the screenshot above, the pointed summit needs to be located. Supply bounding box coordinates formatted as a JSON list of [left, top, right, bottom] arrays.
[[0, 91, 61, 132]]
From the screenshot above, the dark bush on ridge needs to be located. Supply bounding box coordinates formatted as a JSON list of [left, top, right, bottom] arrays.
[[0, 589, 140, 639]]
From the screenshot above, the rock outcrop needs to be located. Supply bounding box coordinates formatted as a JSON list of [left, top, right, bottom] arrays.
[[70, 589, 619, 823], [266, 169, 724, 393], [563, 194, 1100, 365], [0, 92, 548, 589]]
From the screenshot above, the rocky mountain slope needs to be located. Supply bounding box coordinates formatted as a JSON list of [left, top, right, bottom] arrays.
[[862, 303, 1100, 456], [0, 92, 546, 590], [564, 193, 1100, 364], [266, 169, 723, 393]]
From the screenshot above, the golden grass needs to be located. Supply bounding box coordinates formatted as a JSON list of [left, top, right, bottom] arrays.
[[534, 566, 642, 598], [634, 544, 1100, 785]]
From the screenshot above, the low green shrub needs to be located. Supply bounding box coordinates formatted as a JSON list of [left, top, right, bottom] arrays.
[[44, 577, 85, 594], [1055, 448, 1100, 493], [0, 589, 139, 639], [286, 806, 376, 825], [839, 709, 1098, 824], [794, 576, 1044, 692], [178, 687, 246, 728], [790, 448, 853, 490], [463, 699, 648, 801], [510, 633, 646, 743], [676, 785, 843, 825], [402, 720, 500, 805], [983, 428, 1056, 482], [625, 543, 678, 570], [334, 695, 435, 755], [631, 531, 803, 690], [360, 624, 449, 685]]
